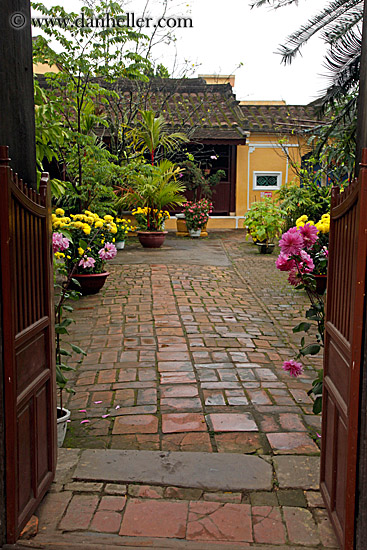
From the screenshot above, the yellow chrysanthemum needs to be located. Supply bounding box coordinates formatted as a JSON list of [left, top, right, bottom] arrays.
[[104, 215, 114, 222], [55, 208, 65, 216], [54, 252, 65, 259], [95, 220, 103, 228], [73, 221, 83, 229], [82, 224, 91, 235], [296, 215, 308, 225], [78, 247, 85, 256]]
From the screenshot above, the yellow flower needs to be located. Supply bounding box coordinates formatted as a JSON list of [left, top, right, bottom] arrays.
[[321, 213, 330, 219], [95, 220, 103, 228], [104, 215, 114, 222], [296, 215, 308, 225], [78, 247, 85, 256], [73, 221, 83, 229], [110, 227, 117, 234], [54, 252, 65, 259], [82, 224, 91, 235], [67, 255, 71, 260], [55, 208, 65, 216]]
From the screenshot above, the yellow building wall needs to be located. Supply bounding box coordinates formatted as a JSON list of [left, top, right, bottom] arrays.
[[235, 133, 304, 217]]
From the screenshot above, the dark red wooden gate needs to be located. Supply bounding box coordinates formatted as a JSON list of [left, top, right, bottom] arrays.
[[321, 149, 367, 549], [0, 146, 56, 543]]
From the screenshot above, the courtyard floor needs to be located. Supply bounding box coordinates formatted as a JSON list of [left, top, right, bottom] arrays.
[[15, 231, 339, 549]]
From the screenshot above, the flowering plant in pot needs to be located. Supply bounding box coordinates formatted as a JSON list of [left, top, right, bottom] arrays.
[[132, 207, 170, 231], [52, 209, 118, 293], [116, 159, 186, 248], [276, 212, 330, 414], [182, 198, 213, 237], [244, 199, 284, 253], [115, 217, 134, 249]]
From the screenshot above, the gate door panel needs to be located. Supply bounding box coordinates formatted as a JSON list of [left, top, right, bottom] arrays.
[[321, 149, 367, 549], [0, 146, 56, 543]]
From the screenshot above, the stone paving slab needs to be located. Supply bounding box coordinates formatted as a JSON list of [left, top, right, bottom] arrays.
[[110, 237, 231, 266], [273, 456, 321, 490], [74, 449, 273, 491]]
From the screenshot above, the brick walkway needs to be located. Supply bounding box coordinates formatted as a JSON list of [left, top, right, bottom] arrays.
[[19, 232, 339, 549]]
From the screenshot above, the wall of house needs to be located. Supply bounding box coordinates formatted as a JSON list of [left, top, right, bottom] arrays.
[[165, 133, 305, 231], [236, 133, 304, 216]]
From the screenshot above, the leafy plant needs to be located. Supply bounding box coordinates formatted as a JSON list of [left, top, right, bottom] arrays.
[[182, 199, 213, 231], [244, 199, 284, 245], [115, 159, 186, 230], [124, 110, 189, 165], [179, 160, 225, 200]]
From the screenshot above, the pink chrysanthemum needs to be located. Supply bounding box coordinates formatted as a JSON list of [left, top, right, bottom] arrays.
[[282, 359, 304, 377], [298, 223, 318, 249], [288, 268, 301, 286], [279, 227, 304, 256], [52, 232, 70, 253], [299, 250, 315, 273], [98, 242, 117, 260], [79, 256, 95, 269], [276, 253, 296, 272]]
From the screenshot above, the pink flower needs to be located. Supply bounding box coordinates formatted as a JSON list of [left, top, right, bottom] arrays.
[[299, 250, 314, 273], [282, 360, 304, 377], [279, 227, 304, 256], [79, 256, 95, 269], [298, 223, 318, 249], [52, 232, 70, 253], [98, 242, 117, 260], [288, 268, 301, 286], [276, 253, 296, 272]]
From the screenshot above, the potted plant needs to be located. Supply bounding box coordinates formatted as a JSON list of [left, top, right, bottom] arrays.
[[115, 217, 134, 249], [275, 212, 330, 414], [244, 199, 284, 253], [182, 199, 213, 238], [177, 160, 225, 236], [116, 160, 186, 248], [52, 209, 118, 294]]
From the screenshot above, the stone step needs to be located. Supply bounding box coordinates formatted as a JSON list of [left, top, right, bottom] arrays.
[[73, 449, 273, 491]]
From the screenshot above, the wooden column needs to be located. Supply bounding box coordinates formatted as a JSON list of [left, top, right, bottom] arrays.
[[0, 267, 5, 546], [0, 0, 36, 189]]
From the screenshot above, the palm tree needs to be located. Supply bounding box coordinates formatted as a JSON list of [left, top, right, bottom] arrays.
[[253, 0, 363, 106], [126, 110, 189, 165], [115, 159, 186, 230]]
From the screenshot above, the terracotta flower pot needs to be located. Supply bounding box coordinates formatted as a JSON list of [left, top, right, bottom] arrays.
[[72, 272, 110, 295], [137, 231, 168, 248]]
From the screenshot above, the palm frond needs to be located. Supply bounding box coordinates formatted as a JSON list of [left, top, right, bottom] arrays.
[[322, 7, 363, 44], [277, 0, 362, 64]]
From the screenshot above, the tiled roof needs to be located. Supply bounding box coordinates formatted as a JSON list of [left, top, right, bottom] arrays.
[[98, 78, 248, 141], [239, 104, 321, 134], [37, 74, 322, 139]]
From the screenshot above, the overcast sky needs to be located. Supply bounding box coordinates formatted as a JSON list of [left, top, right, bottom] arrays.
[[34, 0, 330, 105]]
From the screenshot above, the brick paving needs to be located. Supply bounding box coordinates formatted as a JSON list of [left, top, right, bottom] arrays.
[[63, 232, 322, 454], [20, 232, 339, 549]]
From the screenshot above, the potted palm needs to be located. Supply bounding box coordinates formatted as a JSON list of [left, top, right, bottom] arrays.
[[244, 198, 284, 254], [116, 160, 186, 248]]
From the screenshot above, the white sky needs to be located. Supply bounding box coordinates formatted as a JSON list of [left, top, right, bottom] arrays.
[[33, 0, 330, 105]]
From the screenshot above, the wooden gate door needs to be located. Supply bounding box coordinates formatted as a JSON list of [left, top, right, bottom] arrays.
[[0, 146, 56, 543], [321, 149, 367, 549]]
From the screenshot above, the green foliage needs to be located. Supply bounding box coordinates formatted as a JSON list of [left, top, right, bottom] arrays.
[[244, 199, 284, 245], [116, 159, 186, 230], [125, 110, 189, 165], [277, 179, 331, 231], [179, 160, 225, 200], [32, 1, 155, 208]]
